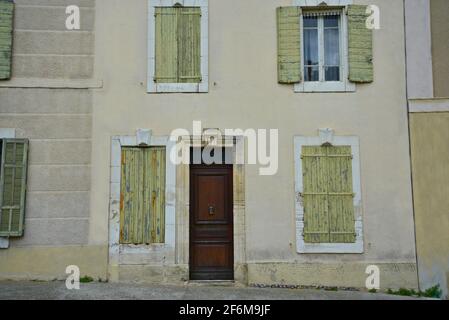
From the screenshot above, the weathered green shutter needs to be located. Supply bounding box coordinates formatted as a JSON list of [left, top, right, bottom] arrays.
[[277, 6, 301, 84], [327, 146, 356, 243], [302, 145, 356, 244], [178, 7, 201, 83], [120, 147, 166, 244], [0, 139, 29, 237], [155, 7, 178, 83], [348, 5, 373, 83], [155, 6, 201, 84], [0, 0, 14, 80], [144, 148, 165, 243], [302, 146, 330, 243]]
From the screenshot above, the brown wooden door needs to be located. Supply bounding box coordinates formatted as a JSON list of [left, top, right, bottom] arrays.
[[190, 164, 234, 280]]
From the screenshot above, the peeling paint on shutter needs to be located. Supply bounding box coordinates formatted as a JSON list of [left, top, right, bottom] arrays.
[[155, 6, 201, 84], [302, 146, 329, 243], [0, 0, 14, 80], [0, 139, 29, 237], [277, 6, 301, 84], [327, 146, 356, 243], [120, 147, 166, 245], [302, 145, 356, 244], [147, 148, 165, 243], [178, 7, 201, 83], [348, 5, 373, 83], [155, 7, 178, 83]]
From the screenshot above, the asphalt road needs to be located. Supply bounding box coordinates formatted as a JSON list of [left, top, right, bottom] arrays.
[[0, 281, 423, 300]]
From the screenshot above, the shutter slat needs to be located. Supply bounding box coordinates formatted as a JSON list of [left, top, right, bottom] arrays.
[[178, 7, 201, 83], [0, 0, 13, 80], [146, 147, 165, 243], [154, 7, 178, 83], [348, 5, 374, 83], [0, 139, 28, 237], [327, 146, 356, 243], [277, 7, 302, 84], [302, 146, 329, 243]]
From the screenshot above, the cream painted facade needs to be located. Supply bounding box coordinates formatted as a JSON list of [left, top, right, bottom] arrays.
[[0, 0, 421, 290], [406, 0, 449, 298]]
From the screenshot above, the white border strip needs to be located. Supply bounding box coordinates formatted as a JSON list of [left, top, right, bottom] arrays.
[[409, 99, 449, 113], [293, 0, 353, 7]]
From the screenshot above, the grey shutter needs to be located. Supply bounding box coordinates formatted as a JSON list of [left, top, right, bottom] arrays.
[[0, 139, 29, 237], [0, 0, 14, 80]]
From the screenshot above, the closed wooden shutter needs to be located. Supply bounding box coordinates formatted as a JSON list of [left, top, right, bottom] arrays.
[[120, 147, 166, 244], [276, 6, 301, 84], [154, 6, 201, 84], [302, 145, 355, 244], [302, 146, 330, 243], [0, 0, 14, 80], [155, 7, 178, 83], [178, 7, 201, 83], [0, 139, 29, 237], [327, 146, 356, 243], [348, 5, 373, 83], [143, 147, 165, 243]]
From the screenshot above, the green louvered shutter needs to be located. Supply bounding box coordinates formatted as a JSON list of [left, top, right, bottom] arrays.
[[178, 7, 201, 83], [0, 0, 14, 80], [327, 146, 356, 243], [0, 139, 29, 237], [155, 7, 178, 83], [302, 146, 330, 243], [120, 147, 166, 244], [348, 5, 373, 83], [144, 148, 165, 243], [302, 145, 356, 244], [277, 6, 301, 84]]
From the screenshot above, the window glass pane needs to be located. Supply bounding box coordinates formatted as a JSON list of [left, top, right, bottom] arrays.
[[304, 29, 318, 65], [304, 66, 319, 82], [303, 16, 317, 28], [325, 66, 340, 81], [324, 22, 340, 81], [324, 29, 340, 65], [324, 15, 339, 28]]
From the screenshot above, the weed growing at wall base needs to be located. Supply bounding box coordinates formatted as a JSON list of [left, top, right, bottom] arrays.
[[387, 285, 442, 299]]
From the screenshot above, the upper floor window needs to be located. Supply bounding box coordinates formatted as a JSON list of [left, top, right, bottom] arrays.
[[303, 14, 341, 82], [277, 3, 374, 93], [148, 0, 209, 93]]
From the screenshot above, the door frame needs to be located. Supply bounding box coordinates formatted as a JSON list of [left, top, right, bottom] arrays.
[[176, 135, 247, 284]]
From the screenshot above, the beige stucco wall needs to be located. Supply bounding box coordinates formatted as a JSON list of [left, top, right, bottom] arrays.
[[90, 0, 417, 287], [410, 113, 449, 298], [430, 0, 449, 98]]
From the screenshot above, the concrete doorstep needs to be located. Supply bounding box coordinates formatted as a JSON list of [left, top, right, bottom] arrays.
[[0, 281, 427, 300]]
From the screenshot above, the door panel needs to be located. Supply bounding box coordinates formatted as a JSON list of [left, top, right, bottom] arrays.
[[190, 165, 234, 280]]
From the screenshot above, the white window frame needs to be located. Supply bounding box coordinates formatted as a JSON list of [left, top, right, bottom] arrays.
[[294, 129, 364, 253], [293, 0, 355, 93], [108, 130, 177, 268], [147, 0, 209, 93]]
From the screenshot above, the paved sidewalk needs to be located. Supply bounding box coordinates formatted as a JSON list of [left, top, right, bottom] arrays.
[[0, 281, 423, 300]]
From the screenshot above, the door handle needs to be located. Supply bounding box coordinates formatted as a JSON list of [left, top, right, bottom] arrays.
[[208, 205, 216, 216]]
